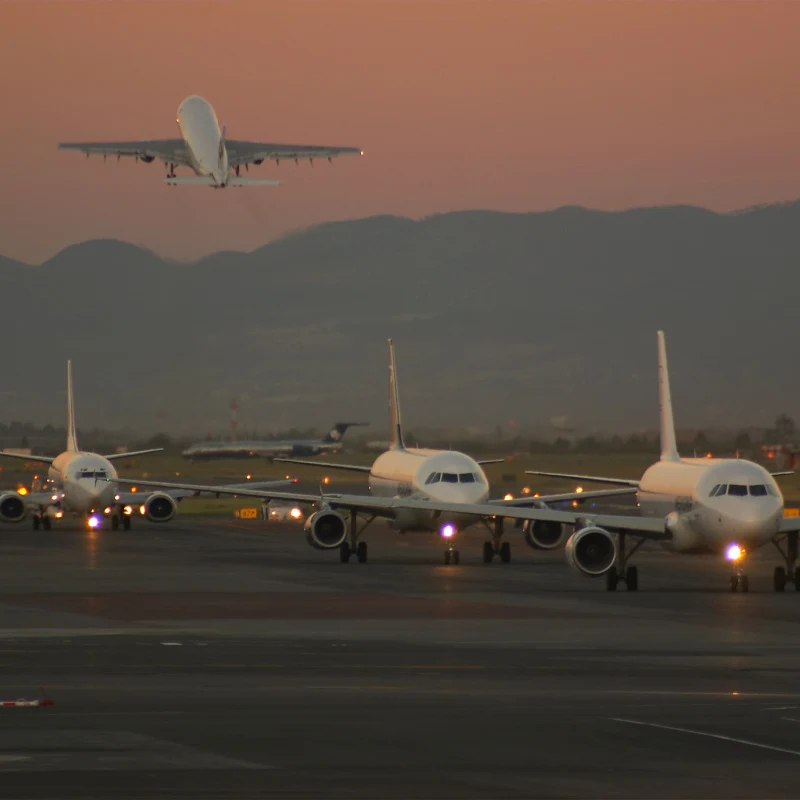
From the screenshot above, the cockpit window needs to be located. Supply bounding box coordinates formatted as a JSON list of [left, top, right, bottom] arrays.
[[425, 472, 441, 485], [76, 470, 108, 479], [749, 485, 768, 496], [712, 484, 728, 496], [709, 484, 720, 497], [767, 485, 778, 496], [441, 473, 458, 483], [728, 484, 747, 497], [459, 473, 476, 483]]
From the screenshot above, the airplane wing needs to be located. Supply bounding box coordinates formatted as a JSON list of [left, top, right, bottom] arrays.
[[103, 448, 164, 461], [778, 517, 800, 533], [771, 471, 795, 477], [225, 140, 362, 168], [273, 458, 371, 474], [58, 139, 191, 165], [490, 487, 639, 507], [476, 459, 506, 466], [525, 470, 640, 487], [111, 477, 669, 539], [0, 452, 54, 465]]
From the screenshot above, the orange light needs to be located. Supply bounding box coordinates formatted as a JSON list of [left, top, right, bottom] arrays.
[[17, 486, 28, 496], [533, 492, 540, 498], [706, 452, 713, 459], [521, 487, 531, 495], [768, 452, 775, 459], [123, 505, 133, 515], [575, 486, 584, 494], [55, 511, 63, 519], [131, 487, 137, 493], [246, 474, 251, 480], [138, 505, 146, 515], [503, 493, 514, 501], [571, 500, 579, 508], [323, 477, 330, 485], [290, 507, 302, 519]]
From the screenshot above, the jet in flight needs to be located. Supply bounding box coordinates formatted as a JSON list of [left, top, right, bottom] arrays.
[[113, 341, 632, 564], [182, 422, 367, 461], [58, 95, 363, 188], [0, 362, 294, 530], [525, 331, 800, 593]]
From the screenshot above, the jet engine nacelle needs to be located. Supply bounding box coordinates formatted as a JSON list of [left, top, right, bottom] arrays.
[[564, 526, 617, 576], [0, 492, 26, 523], [523, 520, 569, 550], [143, 492, 177, 523], [304, 510, 348, 550], [140, 155, 155, 163]]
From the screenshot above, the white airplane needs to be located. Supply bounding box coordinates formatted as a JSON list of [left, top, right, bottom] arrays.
[[524, 331, 800, 593], [58, 95, 363, 188], [112, 341, 633, 564], [0, 362, 294, 530]]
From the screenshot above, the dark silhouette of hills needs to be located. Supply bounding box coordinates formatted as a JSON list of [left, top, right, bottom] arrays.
[[2, 202, 799, 436]]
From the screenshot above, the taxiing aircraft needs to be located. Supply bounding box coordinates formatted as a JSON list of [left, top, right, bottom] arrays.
[[0, 363, 294, 530], [58, 95, 363, 188], [524, 331, 800, 593], [183, 422, 367, 461], [112, 341, 633, 564]]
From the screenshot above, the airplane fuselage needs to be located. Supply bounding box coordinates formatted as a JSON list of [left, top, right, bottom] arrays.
[[368, 448, 489, 534], [637, 458, 783, 554], [176, 95, 228, 186], [46, 451, 119, 517]]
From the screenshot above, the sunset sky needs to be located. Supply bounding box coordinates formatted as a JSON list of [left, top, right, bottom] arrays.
[[1, 0, 799, 263]]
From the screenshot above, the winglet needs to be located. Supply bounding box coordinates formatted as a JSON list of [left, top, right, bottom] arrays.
[[657, 331, 680, 462], [387, 339, 406, 451], [66, 360, 79, 453]]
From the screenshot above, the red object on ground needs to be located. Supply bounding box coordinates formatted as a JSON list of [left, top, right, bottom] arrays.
[[0, 688, 53, 708]]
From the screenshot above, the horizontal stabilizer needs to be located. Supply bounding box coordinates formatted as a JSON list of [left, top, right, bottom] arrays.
[[525, 470, 640, 487], [104, 448, 164, 461], [165, 176, 217, 186], [274, 458, 371, 474], [227, 177, 280, 187]]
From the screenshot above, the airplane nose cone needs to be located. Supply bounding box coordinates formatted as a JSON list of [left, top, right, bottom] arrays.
[[724, 505, 781, 543]]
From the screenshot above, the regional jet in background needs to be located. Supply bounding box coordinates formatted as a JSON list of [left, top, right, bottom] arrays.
[[58, 95, 363, 188], [113, 341, 632, 564], [0, 363, 295, 530], [183, 423, 367, 462]]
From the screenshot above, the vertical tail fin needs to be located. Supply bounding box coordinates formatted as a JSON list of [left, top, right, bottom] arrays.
[[387, 339, 406, 451], [657, 331, 679, 462], [66, 360, 79, 453]]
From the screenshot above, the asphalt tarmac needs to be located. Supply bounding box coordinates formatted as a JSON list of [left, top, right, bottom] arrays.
[[0, 515, 798, 798]]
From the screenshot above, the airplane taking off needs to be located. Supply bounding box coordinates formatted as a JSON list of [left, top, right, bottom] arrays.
[[183, 422, 367, 461], [112, 341, 633, 564], [0, 362, 294, 530], [58, 95, 363, 188], [525, 331, 800, 593]]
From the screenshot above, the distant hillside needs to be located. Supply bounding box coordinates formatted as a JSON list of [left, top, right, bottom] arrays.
[[2, 203, 799, 436]]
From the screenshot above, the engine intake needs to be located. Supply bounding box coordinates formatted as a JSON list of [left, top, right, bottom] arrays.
[[523, 520, 568, 550], [143, 492, 177, 522], [0, 492, 26, 523], [304, 510, 347, 550], [565, 526, 616, 576]]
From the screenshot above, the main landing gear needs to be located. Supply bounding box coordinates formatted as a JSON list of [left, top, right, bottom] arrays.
[[772, 531, 800, 592], [482, 517, 511, 563], [110, 513, 131, 532], [32, 513, 51, 531], [605, 532, 644, 592], [444, 543, 460, 565], [339, 510, 376, 564]]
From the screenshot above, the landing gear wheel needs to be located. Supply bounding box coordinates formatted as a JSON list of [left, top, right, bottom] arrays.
[[42, 516, 51, 531], [339, 542, 351, 563], [625, 566, 638, 591], [111, 515, 120, 531], [32, 516, 40, 531], [605, 567, 618, 592], [482, 541, 494, 563], [122, 515, 131, 531], [444, 551, 451, 565], [774, 566, 786, 592], [356, 541, 368, 563], [453, 550, 460, 565], [499, 541, 511, 563]]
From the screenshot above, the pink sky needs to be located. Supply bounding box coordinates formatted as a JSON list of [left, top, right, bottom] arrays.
[[1, 0, 799, 263]]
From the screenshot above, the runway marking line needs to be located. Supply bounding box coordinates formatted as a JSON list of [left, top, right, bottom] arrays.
[[613, 717, 800, 758]]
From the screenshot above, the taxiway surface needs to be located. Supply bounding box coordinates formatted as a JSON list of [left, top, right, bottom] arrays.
[[0, 516, 798, 798]]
